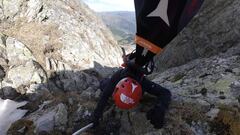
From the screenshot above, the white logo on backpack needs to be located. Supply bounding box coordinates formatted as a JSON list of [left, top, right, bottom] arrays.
[[147, 0, 170, 26]]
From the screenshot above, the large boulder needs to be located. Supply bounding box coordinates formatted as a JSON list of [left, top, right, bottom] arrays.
[[6, 37, 36, 65], [3, 60, 47, 92], [1, 86, 19, 100], [25, 102, 68, 134], [53, 70, 100, 92]]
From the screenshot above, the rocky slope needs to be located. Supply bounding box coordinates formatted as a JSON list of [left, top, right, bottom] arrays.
[[86, 45, 239, 135], [0, 0, 122, 134], [154, 0, 240, 72], [87, 44, 240, 135], [0, 0, 123, 76], [0, 0, 239, 135], [4, 41, 238, 135]]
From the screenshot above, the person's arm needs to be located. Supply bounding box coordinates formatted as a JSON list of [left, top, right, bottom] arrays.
[[92, 69, 125, 125], [141, 78, 172, 129], [142, 78, 171, 109]]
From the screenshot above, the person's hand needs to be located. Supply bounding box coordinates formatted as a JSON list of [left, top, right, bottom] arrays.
[[92, 118, 99, 128], [90, 113, 100, 128], [119, 62, 144, 83], [146, 105, 166, 129], [121, 52, 136, 67]]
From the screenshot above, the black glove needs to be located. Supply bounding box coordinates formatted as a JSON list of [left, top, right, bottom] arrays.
[[146, 105, 166, 129], [122, 50, 155, 75], [118, 65, 144, 84], [90, 113, 100, 128]]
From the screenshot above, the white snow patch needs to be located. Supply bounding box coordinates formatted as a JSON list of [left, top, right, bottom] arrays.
[[0, 98, 28, 135]]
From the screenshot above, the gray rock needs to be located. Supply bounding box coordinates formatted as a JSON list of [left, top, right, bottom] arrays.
[[27, 102, 68, 134], [206, 108, 220, 120], [54, 103, 68, 131], [1, 0, 23, 20], [0, 34, 8, 68], [56, 71, 99, 92], [233, 68, 240, 76], [26, 83, 51, 102], [22, 0, 43, 22], [6, 37, 36, 65], [190, 121, 209, 135], [35, 110, 55, 133], [73, 105, 85, 122], [0, 89, 3, 98], [0, 65, 5, 81], [229, 81, 240, 102], [68, 98, 74, 105], [72, 104, 92, 126], [5, 60, 47, 92], [0, 5, 3, 20], [45, 57, 72, 72], [94, 89, 102, 99], [80, 87, 95, 100], [2, 86, 19, 99]]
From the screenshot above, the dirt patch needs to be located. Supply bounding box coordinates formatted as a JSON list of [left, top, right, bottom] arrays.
[[1, 17, 63, 69], [7, 119, 35, 135], [210, 109, 240, 135]]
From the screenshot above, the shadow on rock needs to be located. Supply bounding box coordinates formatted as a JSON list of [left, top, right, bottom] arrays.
[[3, 61, 122, 135]]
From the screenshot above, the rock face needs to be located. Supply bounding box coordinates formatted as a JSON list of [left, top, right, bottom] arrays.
[[142, 45, 240, 135], [0, 0, 122, 76], [0, 0, 239, 135], [104, 45, 240, 135], [0, 0, 121, 134], [155, 0, 240, 72], [5, 60, 47, 90], [25, 103, 68, 133]]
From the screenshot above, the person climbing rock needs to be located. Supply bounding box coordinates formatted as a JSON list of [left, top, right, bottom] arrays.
[[92, 57, 172, 129], [91, 0, 204, 129]]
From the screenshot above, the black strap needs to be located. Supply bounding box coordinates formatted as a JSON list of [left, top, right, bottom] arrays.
[[131, 45, 156, 75]]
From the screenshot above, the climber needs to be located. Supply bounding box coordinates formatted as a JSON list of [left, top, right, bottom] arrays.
[[91, 0, 204, 129]]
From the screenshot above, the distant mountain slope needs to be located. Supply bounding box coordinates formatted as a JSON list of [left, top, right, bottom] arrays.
[[98, 11, 136, 45]]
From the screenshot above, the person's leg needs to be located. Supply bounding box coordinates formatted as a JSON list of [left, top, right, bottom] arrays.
[[99, 78, 111, 91], [142, 78, 171, 108]]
